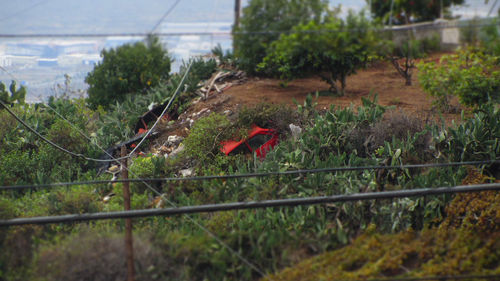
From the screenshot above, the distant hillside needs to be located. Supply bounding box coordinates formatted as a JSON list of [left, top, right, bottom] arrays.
[[0, 0, 239, 34]]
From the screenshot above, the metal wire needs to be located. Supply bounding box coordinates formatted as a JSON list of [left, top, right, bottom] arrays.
[[1, 182, 498, 226], [150, 0, 182, 34], [1, 160, 498, 191], [0, 60, 191, 163], [0, 20, 498, 38]]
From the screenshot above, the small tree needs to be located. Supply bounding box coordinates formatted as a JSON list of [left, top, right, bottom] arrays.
[[85, 35, 171, 109], [233, 0, 328, 74], [258, 12, 379, 95], [418, 48, 500, 110], [368, 0, 464, 24]]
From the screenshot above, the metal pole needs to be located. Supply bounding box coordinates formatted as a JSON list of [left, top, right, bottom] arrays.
[[121, 146, 135, 281]]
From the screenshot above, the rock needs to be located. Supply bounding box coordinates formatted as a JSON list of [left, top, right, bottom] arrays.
[[180, 168, 193, 177], [289, 124, 302, 139], [167, 135, 184, 146]]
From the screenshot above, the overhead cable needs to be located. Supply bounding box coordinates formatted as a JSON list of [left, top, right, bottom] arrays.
[[0, 99, 126, 162], [0, 21, 498, 38], [1, 159, 498, 191], [126, 60, 192, 157], [149, 0, 182, 34], [1, 182, 498, 226], [0, 60, 192, 163]]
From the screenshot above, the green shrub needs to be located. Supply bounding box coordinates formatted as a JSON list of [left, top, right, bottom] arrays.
[[433, 103, 500, 163], [183, 113, 233, 165], [259, 12, 380, 95], [129, 155, 167, 193], [233, 0, 328, 74], [85, 35, 171, 109], [479, 18, 500, 55], [35, 230, 173, 281], [369, 0, 464, 24], [236, 103, 302, 135], [0, 81, 26, 107], [418, 48, 500, 110]]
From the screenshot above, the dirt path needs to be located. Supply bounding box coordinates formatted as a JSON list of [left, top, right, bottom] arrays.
[[219, 59, 460, 122]]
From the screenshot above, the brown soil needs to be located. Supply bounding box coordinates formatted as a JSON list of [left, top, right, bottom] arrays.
[[187, 56, 461, 125]]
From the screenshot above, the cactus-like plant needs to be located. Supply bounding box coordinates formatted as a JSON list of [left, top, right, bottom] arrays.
[[0, 80, 26, 107]]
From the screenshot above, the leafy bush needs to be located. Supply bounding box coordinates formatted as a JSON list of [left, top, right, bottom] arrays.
[[182, 113, 233, 165], [236, 102, 303, 135], [35, 230, 173, 281], [259, 12, 380, 95], [433, 103, 500, 163], [348, 111, 430, 160], [0, 81, 26, 106], [418, 48, 500, 110], [86, 35, 171, 109], [233, 0, 328, 74], [211, 44, 234, 68], [129, 155, 167, 193], [368, 0, 464, 24], [479, 18, 500, 55]]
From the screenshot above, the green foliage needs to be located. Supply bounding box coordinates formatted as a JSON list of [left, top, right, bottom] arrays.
[[0, 80, 26, 107], [211, 44, 235, 67], [433, 104, 500, 162], [392, 34, 441, 59], [263, 177, 500, 281], [233, 0, 329, 74], [479, 18, 500, 55], [418, 48, 500, 109], [34, 229, 170, 281], [183, 113, 233, 165], [129, 155, 167, 193], [236, 102, 302, 135], [259, 12, 380, 95], [85, 35, 171, 109], [368, 0, 464, 24]]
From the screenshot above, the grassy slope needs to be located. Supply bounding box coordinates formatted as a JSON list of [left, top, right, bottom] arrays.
[[262, 169, 500, 280]]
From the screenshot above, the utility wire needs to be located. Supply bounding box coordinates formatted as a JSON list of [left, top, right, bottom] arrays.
[[1, 182, 498, 226], [0, 20, 498, 38], [0, 99, 122, 162], [0, 0, 51, 23], [1, 160, 498, 191], [126, 60, 191, 157], [0, 61, 191, 163], [25, 60, 269, 278], [150, 0, 182, 34]]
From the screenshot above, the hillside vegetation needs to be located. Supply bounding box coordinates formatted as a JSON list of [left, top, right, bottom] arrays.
[[1, 3, 500, 280]]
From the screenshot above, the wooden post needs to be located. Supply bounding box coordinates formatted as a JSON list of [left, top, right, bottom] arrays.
[[121, 146, 135, 281], [234, 0, 241, 29]]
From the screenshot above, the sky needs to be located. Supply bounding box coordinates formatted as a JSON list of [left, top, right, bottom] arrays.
[[0, 0, 496, 35]]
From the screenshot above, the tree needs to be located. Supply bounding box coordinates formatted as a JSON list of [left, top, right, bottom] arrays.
[[368, 0, 464, 25], [85, 35, 171, 109], [233, 0, 329, 74], [258, 12, 380, 95]]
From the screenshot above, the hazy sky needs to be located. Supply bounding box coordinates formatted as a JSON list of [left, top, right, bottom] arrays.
[[0, 0, 495, 35]]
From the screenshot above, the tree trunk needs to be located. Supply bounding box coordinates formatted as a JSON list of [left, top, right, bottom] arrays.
[[340, 74, 346, 96], [405, 75, 412, 86]]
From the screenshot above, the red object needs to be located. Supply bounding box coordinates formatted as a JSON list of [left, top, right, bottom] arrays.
[[221, 124, 279, 159]]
